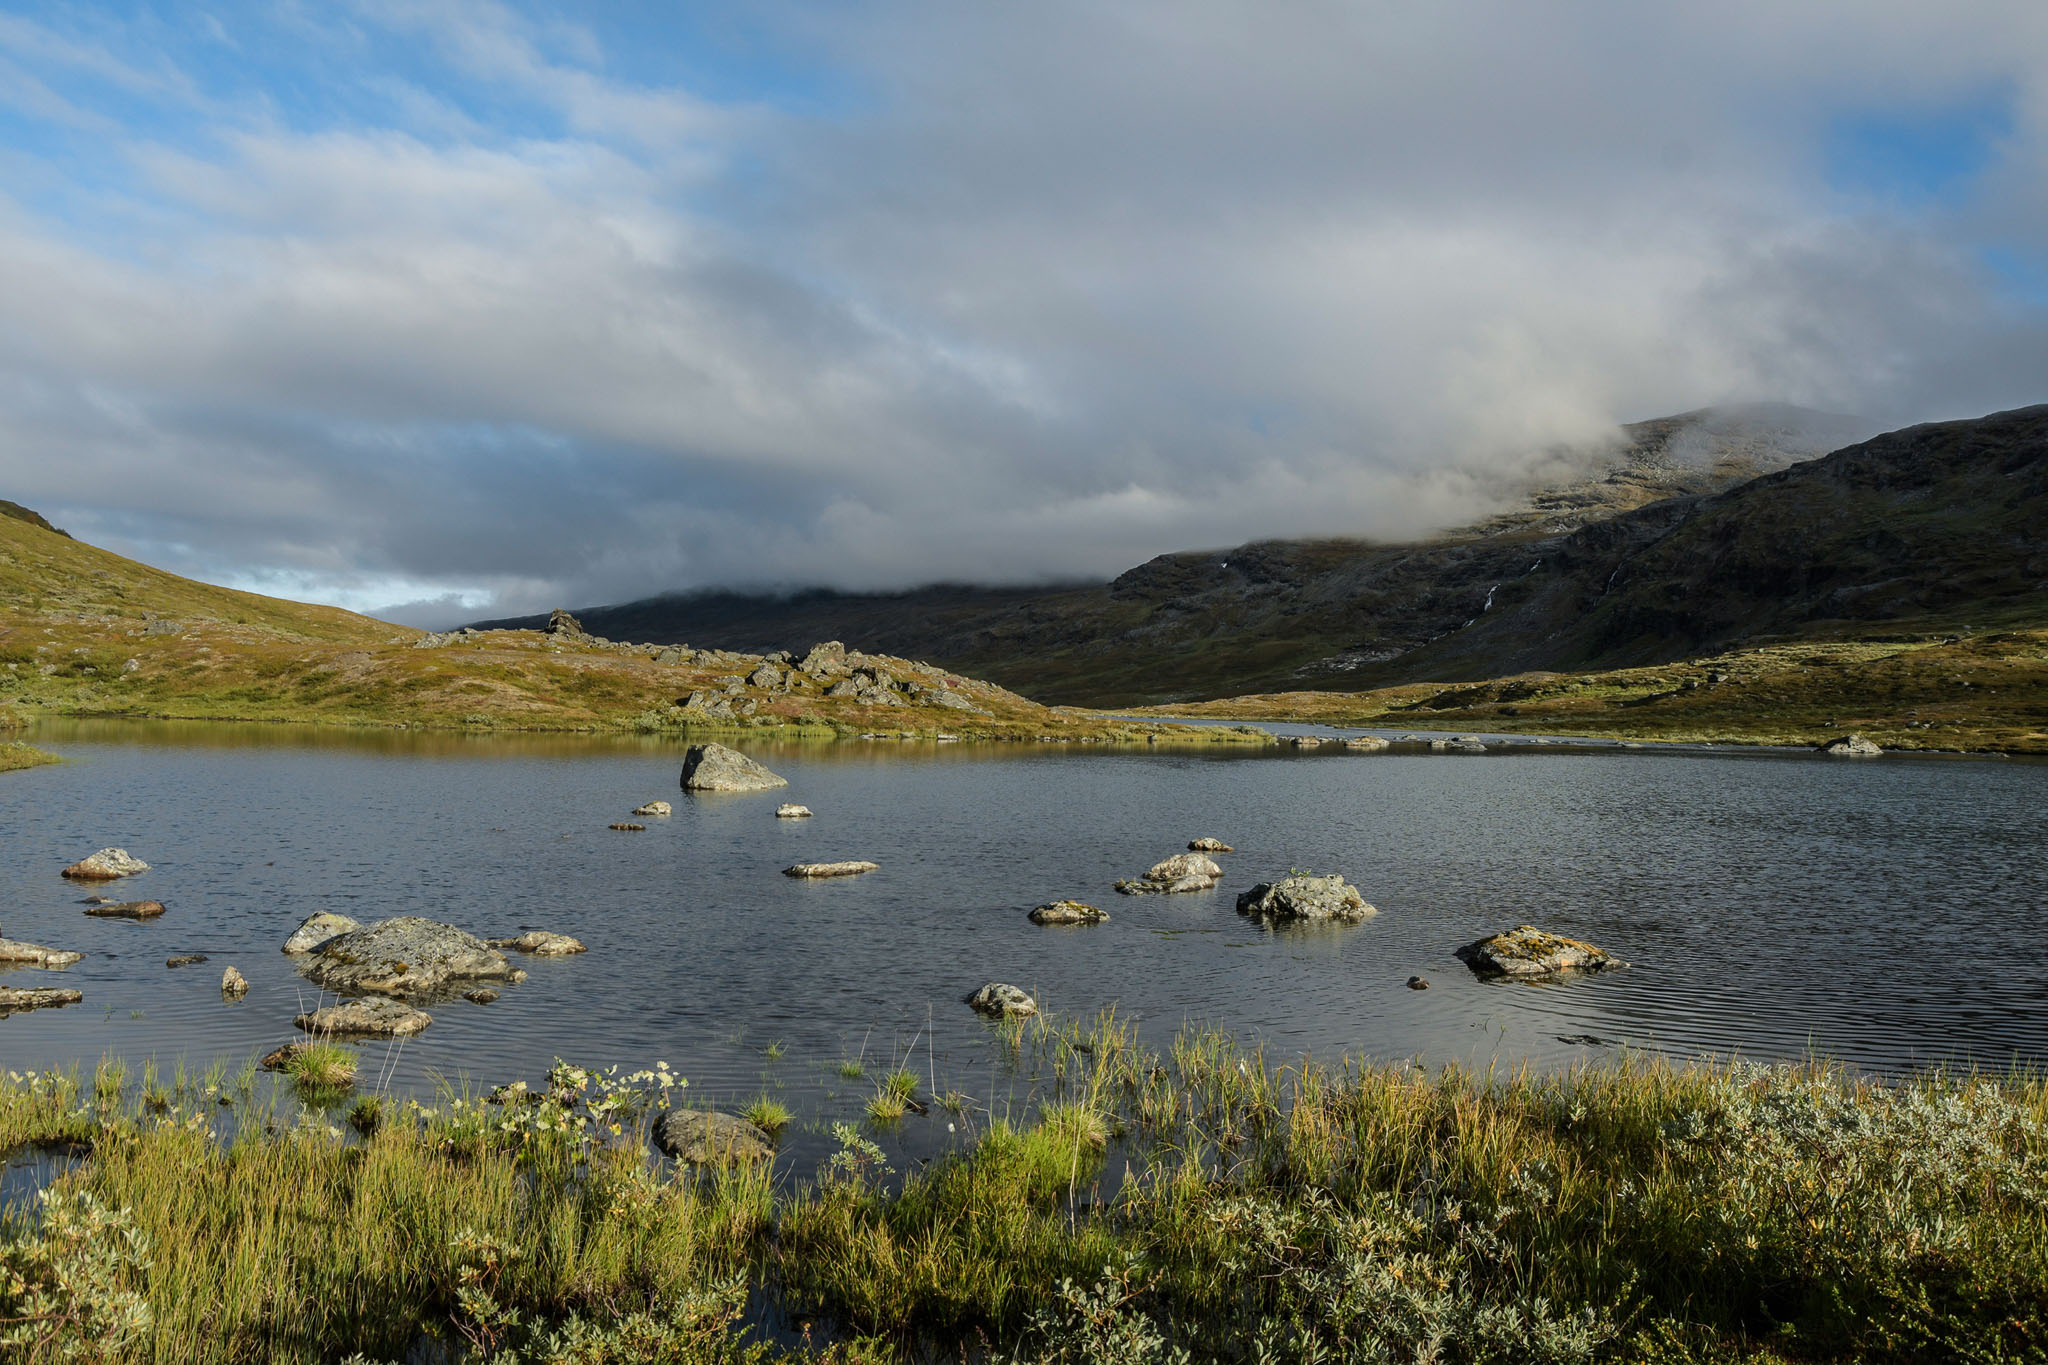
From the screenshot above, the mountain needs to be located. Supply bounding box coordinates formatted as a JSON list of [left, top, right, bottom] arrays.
[[473, 404, 1876, 705]]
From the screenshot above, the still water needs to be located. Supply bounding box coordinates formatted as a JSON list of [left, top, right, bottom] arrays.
[[4, 720, 2045, 1165]]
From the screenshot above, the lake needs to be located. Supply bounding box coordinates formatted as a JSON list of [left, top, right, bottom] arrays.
[[4, 718, 2046, 1175]]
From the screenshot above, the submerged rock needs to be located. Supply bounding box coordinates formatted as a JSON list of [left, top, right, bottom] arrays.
[[260, 1043, 308, 1071], [1456, 925, 1617, 979], [84, 900, 165, 920], [632, 800, 673, 817], [1187, 838, 1234, 853], [965, 982, 1037, 1017], [492, 931, 586, 956], [1235, 874, 1375, 924], [0, 938, 84, 968], [652, 1110, 775, 1165], [680, 742, 788, 792], [1028, 900, 1108, 925], [784, 861, 879, 879], [0, 987, 82, 1013], [609, 822, 647, 832], [1822, 733, 1883, 757], [464, 988, 499, 1005], [295, 997, 432, 1037], [165, 954, 208, 969], [220, 966, 248, 997], [282, 912, 361, 955], [61, 848, 149, 880], [776, 803, 813, 819], [298, 917, 519, 998]]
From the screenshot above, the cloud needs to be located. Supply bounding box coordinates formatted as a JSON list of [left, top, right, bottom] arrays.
[[0, 0, 2046, 626]]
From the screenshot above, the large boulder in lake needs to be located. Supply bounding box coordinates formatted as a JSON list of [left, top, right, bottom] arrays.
[[1115, 852, 1222, 896], [965, 982, 1037, 1017], [680, 742, 787, 792], [653, 1110, 774, 1165], [1456, 925, 1617, 979], [298, 917, 521, 998], [1236, 874, 1375, 924], [61, 848, 149, 880], [1028, 900, 1108, 925], [282, 912, 362, 955]]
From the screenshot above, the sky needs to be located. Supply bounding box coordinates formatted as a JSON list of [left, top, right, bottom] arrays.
[[3, 1, 2047, 626]]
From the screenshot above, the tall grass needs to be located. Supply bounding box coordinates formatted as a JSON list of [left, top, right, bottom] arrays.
[[4, 1022, 2047, 1362]]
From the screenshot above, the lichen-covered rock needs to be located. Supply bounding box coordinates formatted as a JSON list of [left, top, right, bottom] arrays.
[[0, 938, 84, 968], [492, 931, 586, 955], [295, 996, 432, 1037], [1116, 874, 1219, 896], [282, 912, 362, 955], [1455, 925, 1617, 979], [653, 1110, 775, 1165], [1235, 874, 1375, 923], [0, 987, 82, 1013], [776, 803, 813, 818], [965, 982, 1037, 1017], [298, 917, 518, 998], [784, 861, 878, 879], [1028, 900, 1108, 925], [220, 966, 248, 997], [632, 800, 673, 816], [1822, 733, 1883, 757], [798, 642, 850, 678], [1344, 736, 1391, 752], [681, 742, 787, 792], [1115, 852, 1222, 895], [83, 900, 165, 920], [1187, 838, 1234, 853], [748, 664, 785, 690], [61, 848, 149, 880], [1429, 739, 1488, 754]]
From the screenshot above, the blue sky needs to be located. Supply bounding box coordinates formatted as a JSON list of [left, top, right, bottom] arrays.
[[2, 1, 2046, 623]]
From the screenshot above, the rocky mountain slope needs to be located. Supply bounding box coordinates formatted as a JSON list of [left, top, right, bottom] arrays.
[[475, 404, 1872, 705]]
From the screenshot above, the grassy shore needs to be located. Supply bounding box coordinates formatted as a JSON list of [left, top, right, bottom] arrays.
[[1137, 632, 2048, 756], [4, 1017, 2045, 1363], [0, 741, 60, 772]]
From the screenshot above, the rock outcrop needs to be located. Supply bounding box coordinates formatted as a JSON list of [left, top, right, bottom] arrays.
[[1455, 925, 1617, 978], [61, 848, 149, 880], [0, 987, 82, 1013], [1028, 900, 1108, 925], [0, 938, 84, 968], [965, 982, 1037, 1017], [283, 912, 362, 955], [680, 742, 788, 792], [295, 997, 432, 1037], [1822, 733, 1883, 757], [84, 900, 165, 920], [1115, 853, 1222, 895], [653, 1110, 775, 1165], [492, 931, 586, 955], [784, 861, 878, 879], [1235, 874, 1375, 923], [298, 917, 522, 998]]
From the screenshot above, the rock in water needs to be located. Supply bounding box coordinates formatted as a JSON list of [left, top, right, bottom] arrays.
[[295, 997, 432, 1037], [1235, 875, 1375, 924], [220, 966, 248, 997], [1429, 739, 1488, 754], [61, 848, 149, 880], [0, 938, 84, 968], [776, 803, 813, 818], [298, 917, 518, 998], [1287, 736, 1323, 749], [1822, 733, 1883, 757], [1407, 975, 1429, 990], [1187, 838, 1234, 853], [1455, 925, 1617, 979], [0, 987, 83, 1013], [784, 861, 878, 879], [652, 1110, 775, 1165], [464, 988, 499, 1005], [1344, 736, 1391, 752], [491, 931, 586, 955], [964, 982, 1037, 1017], [84, 900, 165, 920], [282, 912, 362, 954], [680, 742, 788, 792], [632, 800, 673, 817], [609, 822, 647, 831], [165, 954, 208, 968], [1028, 900, 1108, 925], [1115, 852, 1223, 895], [260, 1043, 309, 1072]]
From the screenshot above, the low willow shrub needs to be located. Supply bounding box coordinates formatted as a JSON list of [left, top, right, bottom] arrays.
[[2, 1031, 2045, 1363]]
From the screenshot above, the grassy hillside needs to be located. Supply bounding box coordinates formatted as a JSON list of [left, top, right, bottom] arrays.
[[0, 514, 1248, 744]]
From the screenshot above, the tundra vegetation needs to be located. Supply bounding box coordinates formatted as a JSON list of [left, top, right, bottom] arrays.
[[2, 1013, 2044, 1363]]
